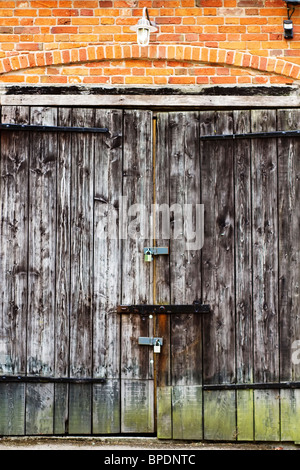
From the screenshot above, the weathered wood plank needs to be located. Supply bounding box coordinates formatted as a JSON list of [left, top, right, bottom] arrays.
[[154, 113, 171, 390], [55, 107, 72, 378], [203, 390, 236, 441], [3, 94, 300, 109], [121, 110, 154, 433], [277, 109, 300, 382], [251, 110, 279, 383], [280, 389, 300, 441], [26, 384, 54, 435], [93, 109, 122, 380], [70, 108, 94, 378], [0, 106, 29, 376], [237, 389, 254, 441], [93, 380, 120, 434], [54, 383, 68, 435], [121, 380, 154, 434], [168, 112, 202, 387], [157, 386, 172, 439], [254, 389, 280, 441], [234, 110, 253, 384], [92, 109, 123, 434], [172, 385, 202, 440], [201, 111, 235, 384], [0, 383, 25, 435], [27, 107, 57, 376], [68, 384, 92, 435]]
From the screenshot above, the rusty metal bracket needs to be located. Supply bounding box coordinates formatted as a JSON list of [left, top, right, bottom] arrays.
[[117, 300, 210, 315]]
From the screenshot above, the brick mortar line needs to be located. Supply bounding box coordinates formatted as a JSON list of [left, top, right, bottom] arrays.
[[0, 44, 299, 81]]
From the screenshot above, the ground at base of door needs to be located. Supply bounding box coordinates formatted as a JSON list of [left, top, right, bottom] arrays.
[[0, 437, 298, 450]]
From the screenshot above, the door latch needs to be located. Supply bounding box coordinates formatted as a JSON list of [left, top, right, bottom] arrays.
[[138, 336, 163, 354], [144, 247, 169, 262]]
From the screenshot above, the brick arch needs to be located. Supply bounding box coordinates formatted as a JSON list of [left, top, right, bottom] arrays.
[[1, 44, 299, 81]]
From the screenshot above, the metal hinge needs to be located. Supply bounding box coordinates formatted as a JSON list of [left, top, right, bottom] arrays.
[[0, 123, 109, 133]]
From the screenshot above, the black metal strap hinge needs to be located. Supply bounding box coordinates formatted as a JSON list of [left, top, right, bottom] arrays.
[[117, 300, 210, 315], [201, 129, 300, 141], [0, 376, 106, 384], [0, 123, 109, 133]]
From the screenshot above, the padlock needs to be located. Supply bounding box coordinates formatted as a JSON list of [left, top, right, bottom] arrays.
[[154, 339, 161, 354], [144, 248, 153, 262]]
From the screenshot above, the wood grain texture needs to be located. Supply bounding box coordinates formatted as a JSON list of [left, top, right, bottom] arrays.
[[277, 109, 300, 382], [254, 389, 280, 441], [26, 384, 54, 435], [203, 390, 236, 441], [93, 380, 120, 434], [201, 111, 235, 385], [251, 110, 279, 383], [172, 385, 202, 440], [280, 389, 300, 441], [68, 383, 92, 435], [69, 108, 94, 378], [234, 110, 253, 384], [55, 108, 72, 378], [168, 112, 202, 388], [154, 112, 171, 389], [121, 110, 154, 433], [27, 106, 57, 377], [237, 389, 254, 441], [0, 383, 25, 435], [93, 109, 122, 380], [0, 106, 29, 375], [157, 386, 172, 439]]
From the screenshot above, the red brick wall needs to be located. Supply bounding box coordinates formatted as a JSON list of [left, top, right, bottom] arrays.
[[0, 0, 299, 86]]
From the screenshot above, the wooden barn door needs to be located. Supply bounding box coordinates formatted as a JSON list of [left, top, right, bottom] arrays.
[[2, 105, 300, 440]]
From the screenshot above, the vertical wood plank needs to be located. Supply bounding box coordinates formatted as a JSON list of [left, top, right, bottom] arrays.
[[237, 389, 254, 441], [27, 106, 57, 377], [157, 386, 172, 439], [168, 112, 202, 388], [93, 109, 122, 380], [68, 108, 94, 434], [54, 383, 69, 435], [254, 389, 280, 441], [251, 110, 279, 383], [93, 110, 122, 434], [121, 380, 154, 434], [0, 383, 25, 435], [68, 384, 92, 435], [172, 385, 202, 440], [26, 383, 54, 435], [204, 390, 236, 441], [55, 107, 72, 379], [201, 111, 235, 385], [154, 112, 171, 390], [234, 110, 253, 384], [280, 389, 300, 442], [69, 108, 94, 379], [0, 106, 29, 377], [121, 110, 154, 433], [277, 109, 300, 382], [93, 380, 120, 434], [26, 107, 57, 435]]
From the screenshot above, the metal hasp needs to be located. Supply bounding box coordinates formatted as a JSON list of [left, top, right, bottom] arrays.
[[117, 300, 211, 315], [138, 337, 164, 346], [144, 247, 169, 262], [143, 247, 169, 256]]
